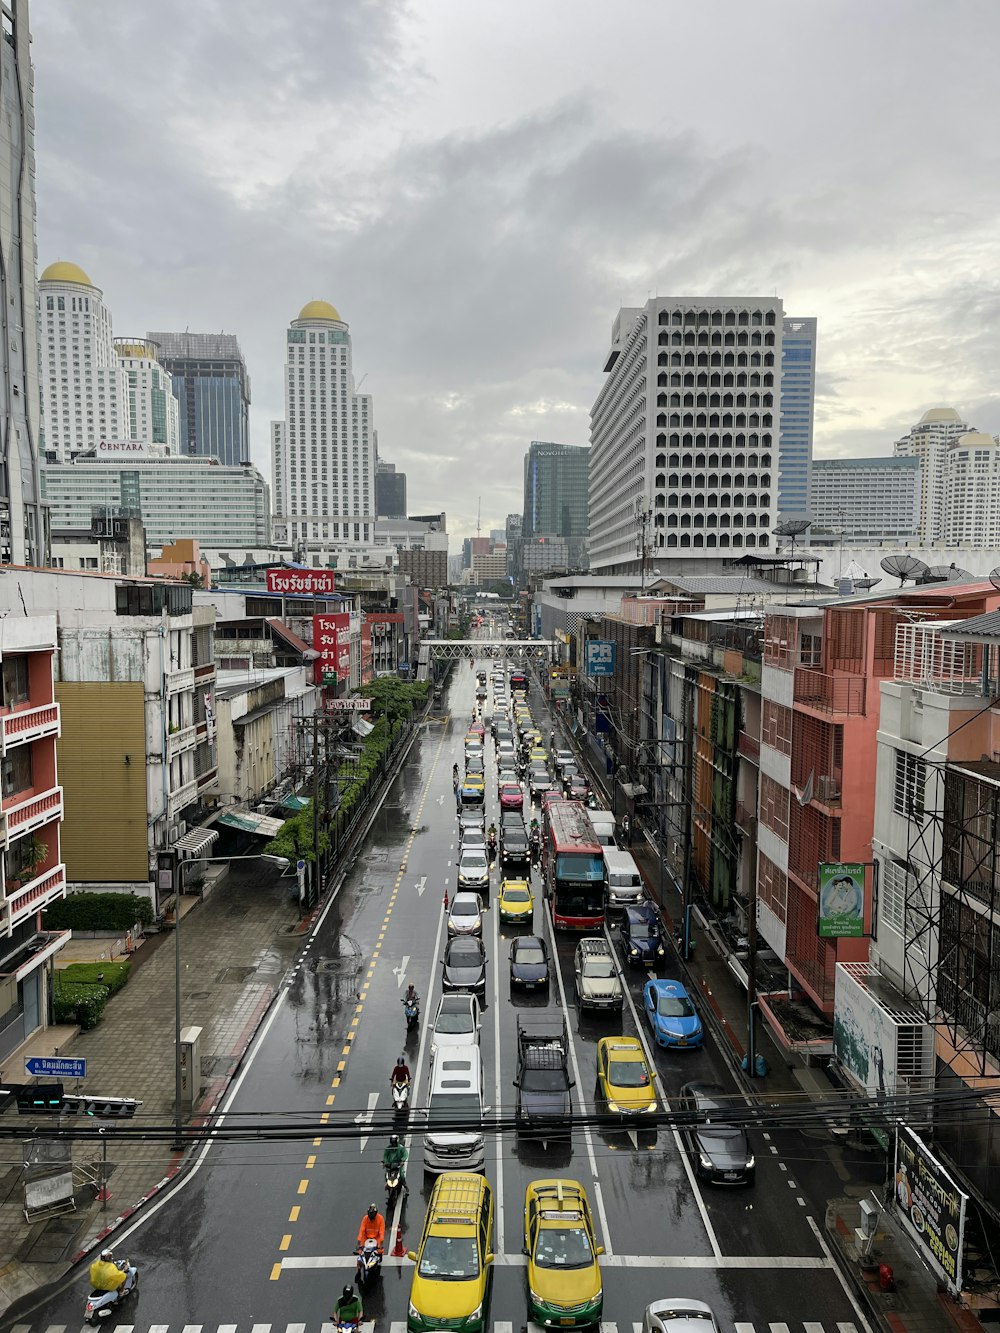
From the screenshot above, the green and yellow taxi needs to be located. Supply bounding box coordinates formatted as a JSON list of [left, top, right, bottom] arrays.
[[596, 1036, 657, 1116], [498, 878, 534, 924], [462, 772, 485, 795], [523, 1178, 604, 1328], [528, 747, 549, 767], [407, 1172, 495, 1333]]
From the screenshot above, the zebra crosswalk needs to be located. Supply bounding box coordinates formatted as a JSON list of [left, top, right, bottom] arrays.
[[11, 1321, 862, 1333]]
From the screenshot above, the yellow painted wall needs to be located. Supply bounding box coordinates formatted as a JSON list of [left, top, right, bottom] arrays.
[[56, 682, 148, 881]]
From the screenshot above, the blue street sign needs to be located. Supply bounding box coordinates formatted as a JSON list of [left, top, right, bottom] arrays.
[[585, 640, 616, 676], [25, 1056, 86, 1079]]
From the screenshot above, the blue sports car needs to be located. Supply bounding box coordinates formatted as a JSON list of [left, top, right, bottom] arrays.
[[643, 978, 703, 1049]]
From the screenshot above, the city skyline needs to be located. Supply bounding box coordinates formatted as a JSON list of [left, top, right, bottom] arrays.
[[29, 3, 1000, 543]]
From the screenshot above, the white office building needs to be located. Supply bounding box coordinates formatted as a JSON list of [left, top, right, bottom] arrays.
[[42, 442, 270, 547], [945, 431, 1000, 547], [809, 456, 921, 543], [114, 338, 180, 451], [893, 407, 970, 545], [590, 298, 782, 573], [271, 300, 375, 552]]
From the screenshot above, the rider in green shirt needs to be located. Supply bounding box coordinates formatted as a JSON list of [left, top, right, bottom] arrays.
[[382, 1133, 409, 1195]]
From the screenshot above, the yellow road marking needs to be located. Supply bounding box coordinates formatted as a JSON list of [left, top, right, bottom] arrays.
[[326, 1094, 335, 1106], [306, 1155, 317, 1169], [337, 1060, 346, 1072], [289, 1205, 300, 1221], [297, 1179, 309, 1194], [270, 1262, 282, 1281], [280, 1234, 292, 1251]]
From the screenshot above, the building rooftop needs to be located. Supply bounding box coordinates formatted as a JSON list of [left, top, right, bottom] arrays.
[[812, 455, 920, 469], [296, 299, 342, 323], [40, 260, 92, 286], [656, 574, 815, 596], [917, 406, 963, 425], [939, 609, 1000, 644]]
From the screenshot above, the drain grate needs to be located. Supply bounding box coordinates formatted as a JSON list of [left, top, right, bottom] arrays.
[[215, 965, 257, 983], [278, 922, 301, 936], [187, 990, 211, 1001]]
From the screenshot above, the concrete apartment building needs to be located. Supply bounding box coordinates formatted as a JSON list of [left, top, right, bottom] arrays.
[[777, 316, 817, 522], [214, 666, 316, 808], [808, 455, 921, 543], [893, 407, 970, 544], [944, 431, 1000, 547]]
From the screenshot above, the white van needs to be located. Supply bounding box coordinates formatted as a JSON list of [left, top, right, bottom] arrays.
[[588, 810, 616, 847], [424, 1048, 486, 1175], [603, 845, 644, 909]]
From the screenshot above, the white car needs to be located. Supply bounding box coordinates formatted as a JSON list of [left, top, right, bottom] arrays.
[[430, 994, 482, 1063], [448, 891, 485, 937], [460, 825, 487, 854], [643, 1301, 722, 1333], [497, 741, 516, 766], [458, 848, 490, 892]]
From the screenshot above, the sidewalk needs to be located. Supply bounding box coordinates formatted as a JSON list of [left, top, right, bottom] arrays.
[[0, 860, 304, 1316]]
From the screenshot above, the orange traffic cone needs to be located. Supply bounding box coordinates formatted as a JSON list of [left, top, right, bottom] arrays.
[[443, 887, 449, 909], [392, 1224, 405, 1257]]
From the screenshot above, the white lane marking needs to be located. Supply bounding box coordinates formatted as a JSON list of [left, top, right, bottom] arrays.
[[251, 1326, 272, 1333], [278, 1250, 833, 1269], [217, 1325, 237, 1333], [736, 1323, 755, 1333], [181, 1325, 202, 1333], [495, 1322, 513, 1333], [611, 924, 722, 1260], [772, 1324, 790, 1333], [601, 1323, 617, 1333], [805, 1323, 826, 1333], [286, 1324, 306, 1333], [490, 880, 506, 1254], [416, 876, 427, 897], [809, 1216, 874, 1333], [354, 1089, 379, 1153], [779, 1161, 788, 1171], [542, 906, 613, 1257], [393, 955, 411, 988]]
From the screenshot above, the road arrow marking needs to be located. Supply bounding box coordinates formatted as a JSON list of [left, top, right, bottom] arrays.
[[354, 1090, 379, 1153], [393, 956, 411, 988], [627, 1128, 639, 1150], [436, 794, 444, 806], [416, 877, 427, 898]]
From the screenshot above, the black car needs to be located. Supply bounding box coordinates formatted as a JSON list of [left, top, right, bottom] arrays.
[[509, 934, 550, 989], [501, 824, 531, 870], [677, 1081, 755, 1185], [618, 903, 666, 968], [514, 1013, 573, 1138], [441, 936, 487, 996], [500, 809, 524, 831]]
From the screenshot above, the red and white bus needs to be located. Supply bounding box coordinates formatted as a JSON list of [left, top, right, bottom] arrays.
[[543, 800, 605, 931]]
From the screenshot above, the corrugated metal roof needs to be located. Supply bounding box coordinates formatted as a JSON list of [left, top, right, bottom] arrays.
[[658, 575, 802, 595], [939, 609, 1000, 643]]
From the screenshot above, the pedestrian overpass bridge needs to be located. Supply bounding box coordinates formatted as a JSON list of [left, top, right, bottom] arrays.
[[416, 639, 558, 680]]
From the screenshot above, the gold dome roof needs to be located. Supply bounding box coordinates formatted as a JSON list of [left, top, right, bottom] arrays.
[[40, 260, 94, 286], [297, 299, 342, 322]]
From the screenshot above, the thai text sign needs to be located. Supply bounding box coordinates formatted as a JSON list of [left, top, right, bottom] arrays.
[[313, 612, 351, 681], [585, 640, 615, 676], [895, 1126, 967, 1292], [326, 697, 372, 711], [818, 862, 865, 938], [266, 568, 337, 595]]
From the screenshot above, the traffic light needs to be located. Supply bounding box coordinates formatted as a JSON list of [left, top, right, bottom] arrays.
[[16, 1082, 64, 1114], [78, 1096, 140, 1119]]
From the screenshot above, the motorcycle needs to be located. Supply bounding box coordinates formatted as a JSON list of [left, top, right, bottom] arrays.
[[403, 998, 419, 1032], [487, 831, 497, 859], [385, 1162, 403, 1209], [529, 829, 540, 861], [391, 1076, 411, 1112], [85, 1260, 138, 1325], [356, 1237, 382, 1289], [335, 1319, 360, 1333]]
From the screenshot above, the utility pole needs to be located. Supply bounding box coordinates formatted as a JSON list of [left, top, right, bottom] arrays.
[[311, 715, 320, 909]]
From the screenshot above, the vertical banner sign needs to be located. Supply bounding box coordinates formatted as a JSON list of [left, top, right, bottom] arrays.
[[894, 1127, 967, 1292], [585, 640, 616, 676], [203, 691, 215, 741], [313, 613, 351, 685], [360, 623, 374, 685], [817, 862, 866, 937]]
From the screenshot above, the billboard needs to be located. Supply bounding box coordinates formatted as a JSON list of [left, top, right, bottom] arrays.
[[266, 568, 337, 596], [818, 862, 865, 937], [585, 640, 616, 676], [313, 612, 350, 683], [894, 1127, 968, 1292], [832, 963, 897, 1096]]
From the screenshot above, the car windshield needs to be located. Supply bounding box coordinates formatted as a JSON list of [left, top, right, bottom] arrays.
[[658, 994, 696, 1017], [453, 901, 478, 916], [504, 886, 530, 902], [418, 1234, 480, 1280], [435, 1009, 474, 1034], [584, 960, 616, 979], [521, 1067, 569, 1092], [534, 1225, 594, 1269], [449, 941, 483, 964], [516, 945, 546, 964], [462, 854, 488, 870], [630, 923, 657, 940], [608, 1059, 650, 1087]]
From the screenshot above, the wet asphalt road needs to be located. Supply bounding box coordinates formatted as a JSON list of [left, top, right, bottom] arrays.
[[25, 637, 872, 1332]]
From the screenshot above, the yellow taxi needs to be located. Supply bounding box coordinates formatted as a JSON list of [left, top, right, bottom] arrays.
[[595, 1036, 657, 1116], [528, 747, 549, 766], [523, 1178, 604, 1328], [462, 772, 485, 794], [497, 878, 534, 924], [407, 1172, 495, 1333]]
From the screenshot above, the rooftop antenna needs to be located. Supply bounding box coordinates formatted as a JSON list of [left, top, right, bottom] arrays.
[[476, 497, 481, 538], [989, 567, 1000, 592], [880, 553, 929, 586]]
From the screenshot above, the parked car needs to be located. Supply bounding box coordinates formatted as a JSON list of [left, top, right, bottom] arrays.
[[643, 978, 703, 1049], [441, 936, 487, 996], [448, 891, 485, 937], [574, 938, 624, 1012], [429, 993, 481, 1063], [618, 903, 666, 967], [509, 933, 550, 990], [676, 1081, 755, 1184]]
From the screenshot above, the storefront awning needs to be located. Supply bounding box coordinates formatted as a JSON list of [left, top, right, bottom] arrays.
[[215, 808, 286, 838], [174, 826, 220, 858], [352, 715, 374, 737]]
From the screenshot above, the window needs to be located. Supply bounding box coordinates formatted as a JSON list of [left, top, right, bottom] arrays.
[[761, 700, 792, 755], [893, 750, 926, 819], [879, 856, 910, 935], [1, 655, 29, 708], [1, 746, 32, 800]]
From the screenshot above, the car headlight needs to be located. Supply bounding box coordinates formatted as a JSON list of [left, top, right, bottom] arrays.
[[606, 1100, 620, 1112], [529, 1288, 543, 1304], [745, 1155, 755, 1169], [657, 945, 665, 956], [466, 1304, 483, 1321], [699, 1152, 713, 1170], [408, 1302, 420, 1318], [630, 948, 639, 957]]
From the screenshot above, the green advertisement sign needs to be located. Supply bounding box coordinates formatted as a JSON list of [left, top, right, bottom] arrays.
[[818, 862, 865, 938]]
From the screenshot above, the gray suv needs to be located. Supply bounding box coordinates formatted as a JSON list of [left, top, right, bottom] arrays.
[[574, 937, 624, 1012]]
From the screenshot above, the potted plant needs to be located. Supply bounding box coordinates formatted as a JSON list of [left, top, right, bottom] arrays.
[[21, 835, 48, 877]]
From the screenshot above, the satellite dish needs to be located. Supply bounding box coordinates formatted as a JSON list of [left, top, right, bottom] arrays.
[[921, 564, 972, 584], [880, 553, 930, 585], [774, 518, 812, 537], [853, 577, 881, 591], [989, 567, 1000, 591]]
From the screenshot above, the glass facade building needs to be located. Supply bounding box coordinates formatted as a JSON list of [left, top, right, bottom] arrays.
[[522, 441, 589, 569], [148, 332, 251, 467], [778, 316, 817, 522]]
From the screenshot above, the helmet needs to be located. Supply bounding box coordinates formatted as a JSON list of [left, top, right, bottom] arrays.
[[396, 1055, 405, 1067], [390, 1134, 399, 1146], [342, 1285, 354, 1300], [100, 1248, 114, 1262], [367, 1203, 378, 1220]]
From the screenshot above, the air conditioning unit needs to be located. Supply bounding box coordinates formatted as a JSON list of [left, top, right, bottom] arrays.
[[817, 775, 841, 803]]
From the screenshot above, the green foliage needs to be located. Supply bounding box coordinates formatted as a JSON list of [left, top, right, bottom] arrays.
[[52, 979, 109, 1031], [43, 892, 154, 932], [57, 961, 131, 996]]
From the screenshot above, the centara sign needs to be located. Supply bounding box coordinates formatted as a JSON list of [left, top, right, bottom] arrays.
[[266, 568, 337, 596]]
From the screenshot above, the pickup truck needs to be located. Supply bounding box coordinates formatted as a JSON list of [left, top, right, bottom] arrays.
[[513, 1013, 574, 1139]]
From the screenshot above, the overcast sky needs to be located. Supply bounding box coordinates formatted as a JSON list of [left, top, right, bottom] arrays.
[[31, 1, 1000, 544]]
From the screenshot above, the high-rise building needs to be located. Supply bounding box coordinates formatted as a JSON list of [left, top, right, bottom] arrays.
[[522, 440, 589, 569], [505, 512, 523, 580], [778, 316, 817, 522], [271, 300, 375, 551], [375, 460, 407, 519], [808, 456, 921, 543], [590, 299, 781, 573], [945, 432, 1000, 547], [893, 407, 970, 545], [462, 536, 490, 569], [148, 331, 251, 467], [114, 339, 179, 450], [0, 1, 46, 565]]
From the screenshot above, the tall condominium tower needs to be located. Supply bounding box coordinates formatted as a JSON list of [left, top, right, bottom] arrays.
[[271, 300, 375, 550], [590, 298, 781, 572], [893, 406, 970, 545], [0, 0, 45, 563], [375, 459, 407, 519], [148, 331, 251, 466], [778, 316, 817, 522], [522, 440, 589, 569], [114, 339, 179, 450], [945, 432, 1000, 547]]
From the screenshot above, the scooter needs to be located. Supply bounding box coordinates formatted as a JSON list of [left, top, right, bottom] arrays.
[[356, 1237, 382, 1289], [84, 1261, 138, 1325], [391, 1076, 411, 1112], [487, 832, 497, 860], [403, 998, 419, 1032], [385, 1162, 403, 1209]]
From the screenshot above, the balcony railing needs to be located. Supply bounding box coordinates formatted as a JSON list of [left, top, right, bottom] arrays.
[[1, 786, 63, 843], [735, 801, 757, 834], [5, 863, 67, 930], [0, 703, 60, 756], [737, 731, 760, 763], [166, 724, 198, 760], [793, 668, 867, 716], [165, 666, 195, 696]]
